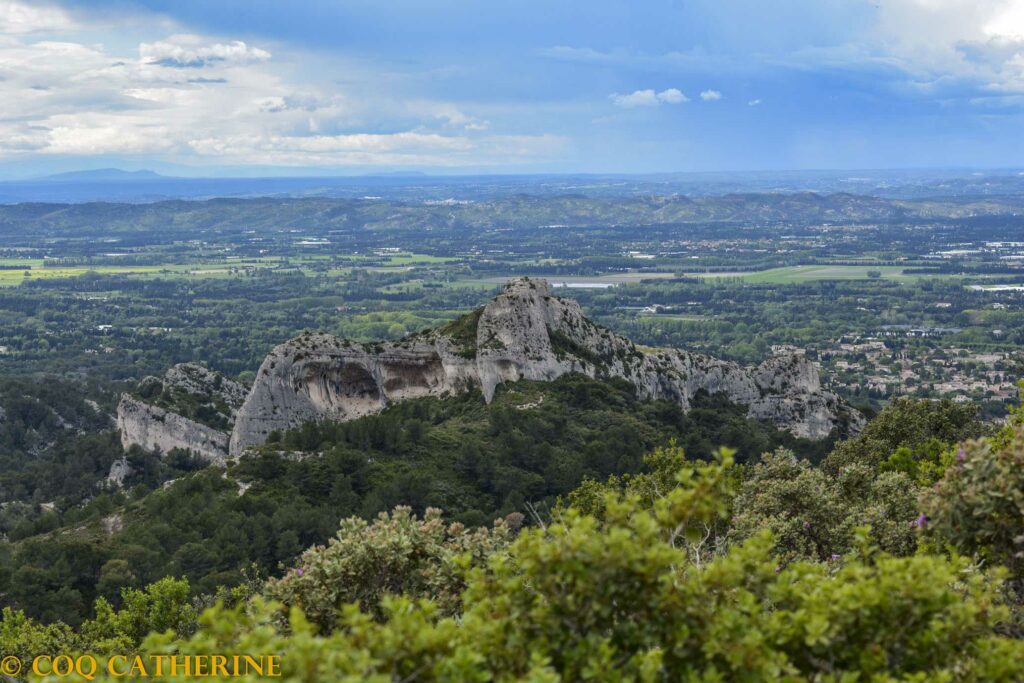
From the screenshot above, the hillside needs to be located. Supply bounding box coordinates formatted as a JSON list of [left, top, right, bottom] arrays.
[[7, 278, 862, 624], [3, 192, 1024, 246], [0, 373, 828, 624]]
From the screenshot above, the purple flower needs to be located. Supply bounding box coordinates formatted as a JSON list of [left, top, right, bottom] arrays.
[[774, 566, 782, 573], [295, 568, 304, 577], [830, 554, 841, 560], [912, 514, 929, 528], [803, 521, 811, 530], [956, 448, 966, 463]]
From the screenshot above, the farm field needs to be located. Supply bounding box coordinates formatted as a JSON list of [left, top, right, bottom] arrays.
[[0, 252, 450, 285], [690, 265, 921, 283], [469, 272, 678, 288]]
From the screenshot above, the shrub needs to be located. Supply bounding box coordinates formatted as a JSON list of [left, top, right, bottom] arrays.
[[81, 577, 198, 652], [730, 449, 853, 563], [922, 427, 1024, 580], [121, 452, 1024, 682], [823, 397, 985, 474], [263, 506, 518, 631]]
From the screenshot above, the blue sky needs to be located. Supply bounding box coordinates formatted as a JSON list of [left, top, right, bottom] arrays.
[[1, 0, 1024, 177]]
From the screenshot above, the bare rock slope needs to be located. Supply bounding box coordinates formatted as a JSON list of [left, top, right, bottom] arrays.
[[117, 363, 247, 463], [230, 278, 862, 455]]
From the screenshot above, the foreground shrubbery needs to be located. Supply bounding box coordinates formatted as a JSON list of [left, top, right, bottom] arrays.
[[263, 506, 520, 629], [81, 448, 1024, 681], [5, 397, 1024, 680]]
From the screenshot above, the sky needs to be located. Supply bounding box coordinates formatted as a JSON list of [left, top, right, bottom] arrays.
[[2, 0, 1024, 178]]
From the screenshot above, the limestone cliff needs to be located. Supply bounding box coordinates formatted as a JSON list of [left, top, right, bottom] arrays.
[[117, 363, 247, 463], [229, 278, 862, 454]]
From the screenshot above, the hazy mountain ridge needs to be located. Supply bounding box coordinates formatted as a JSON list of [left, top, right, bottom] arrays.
[[2, 192, 1024, 245], [35, 169, 165, 183], [3, 169, 1024, 204]]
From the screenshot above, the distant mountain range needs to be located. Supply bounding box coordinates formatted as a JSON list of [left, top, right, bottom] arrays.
[[2, 192, 1024, 244], [1, 168, 1024, 204], [35, 168, 166, 183]]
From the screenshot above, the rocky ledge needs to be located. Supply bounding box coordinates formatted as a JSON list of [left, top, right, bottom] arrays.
[[228, 278, 863, 454]]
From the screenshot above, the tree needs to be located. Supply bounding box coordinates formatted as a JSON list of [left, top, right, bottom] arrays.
[[96, 559, 137, 604], [823, 397, 986, 474], [732, 450, 919, 563], [81, 577, 197, 652], [730, 449, 853, 563]]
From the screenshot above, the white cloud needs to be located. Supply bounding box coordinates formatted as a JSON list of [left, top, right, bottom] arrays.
[[0, 13, 554, 168], [700, 89, 722, 101], [408, 101, 491, 131], [612, 89, 658, 107], [986, 1, 1024, 39], [657, 88, 687, 104], [843, 0, 1024, 94], [47, 121, 176, 155], [611, 88, 688, 107], [0, 1, 78, 34], [139, 35, 271, 68], [748, 98, 762, 106]]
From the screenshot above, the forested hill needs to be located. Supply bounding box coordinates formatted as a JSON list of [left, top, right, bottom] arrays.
[[0, 385, 1013, 681], [0, 374, 828, 625], [2, 192, 1024, 244]]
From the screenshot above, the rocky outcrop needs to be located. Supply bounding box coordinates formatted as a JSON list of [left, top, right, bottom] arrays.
[[229, 278, 863, 454], [162, 363, 248, 408], [117, 395, 230, 463], [107, 456, 133, 487], [117, 363, 247, 464], [227, 333, 478, 454]]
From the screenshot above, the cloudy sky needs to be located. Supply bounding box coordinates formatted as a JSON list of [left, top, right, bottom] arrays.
[[2, 0, 1024, 177]]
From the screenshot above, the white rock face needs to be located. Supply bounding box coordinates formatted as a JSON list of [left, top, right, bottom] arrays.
[[228, 335, 478, 454], [229, 278, 863, 454], [117, 363, 248, 464], [117, 395, 230, 463]]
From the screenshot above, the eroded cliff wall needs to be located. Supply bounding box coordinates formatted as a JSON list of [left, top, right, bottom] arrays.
[[117, 363, 248, 463], [229, 278, 862, 454], [117, 395, 229, 463]]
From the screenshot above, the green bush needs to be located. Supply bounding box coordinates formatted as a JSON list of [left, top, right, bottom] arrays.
[[263, 506, 518, 630], [823, 397, 985, 474], [81, 577, 198, 652], [104, 451, 1024, 682], [730, 450, 918, 563], [923, 426, 1024, 580]]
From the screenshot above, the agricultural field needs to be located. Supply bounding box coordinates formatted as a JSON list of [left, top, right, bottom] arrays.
[[0, 252, 453, 285], [692, 265, 920, 283]]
